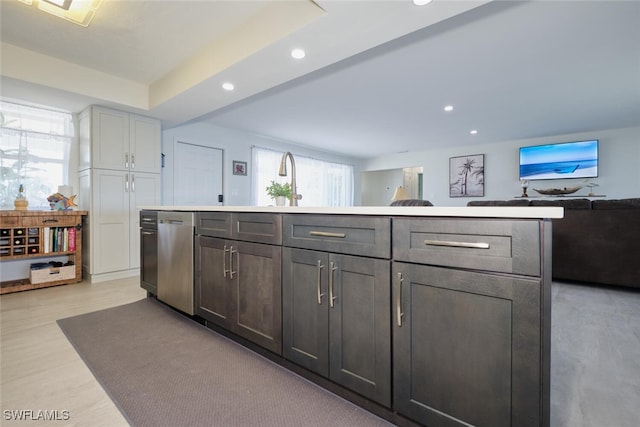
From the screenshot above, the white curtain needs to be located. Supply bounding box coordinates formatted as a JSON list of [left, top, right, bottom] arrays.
[[252, 147, 354, 207], [0, 101, 74, 209]]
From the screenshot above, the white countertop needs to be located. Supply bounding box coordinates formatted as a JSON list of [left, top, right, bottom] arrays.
[[139, 205, 564, 219]]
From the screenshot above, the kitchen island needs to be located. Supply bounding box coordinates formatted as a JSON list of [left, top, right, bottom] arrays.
[[141, 205, 562, 427]]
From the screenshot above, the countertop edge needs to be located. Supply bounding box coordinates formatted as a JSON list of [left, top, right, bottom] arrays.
[[138, 206, 564, 219]]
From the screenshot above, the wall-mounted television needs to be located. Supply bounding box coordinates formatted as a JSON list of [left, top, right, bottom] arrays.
[[519, 139, 599, 181]]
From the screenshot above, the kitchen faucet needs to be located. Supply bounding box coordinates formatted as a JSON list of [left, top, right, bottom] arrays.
[[278, 151, 302, 206]]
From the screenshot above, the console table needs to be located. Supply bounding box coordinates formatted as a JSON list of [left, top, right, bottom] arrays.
[[0, 210, 87, 294]]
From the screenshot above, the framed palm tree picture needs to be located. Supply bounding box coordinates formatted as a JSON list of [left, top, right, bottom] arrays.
[[449, 154, 484, 197]]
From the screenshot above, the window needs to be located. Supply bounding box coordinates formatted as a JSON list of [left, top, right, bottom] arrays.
[[0, 101, 74, 210], [252, 147, 354, 207]]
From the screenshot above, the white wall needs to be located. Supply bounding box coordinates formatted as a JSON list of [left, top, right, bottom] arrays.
[[362, 126, 640, 206], [162, 122, 362, 206]]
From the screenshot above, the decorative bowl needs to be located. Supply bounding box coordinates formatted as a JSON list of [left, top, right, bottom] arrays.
[[533, 186, 582, 196]]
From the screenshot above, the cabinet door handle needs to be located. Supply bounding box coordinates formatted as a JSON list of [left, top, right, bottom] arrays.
[[125, 153, 129, 169], [329, 261, 338, 308], [131, 174, 135, 192], [42, 219, 59, 224], [125, 174, 129, 192], [131, 154, 135, 170], [396, 272, 404, 327], [316, 260, 325, 305], [309, 231, 346, 238], [424, 239, 490, 249], [223, 244, 230, 278], [229, 246, 237, 279]]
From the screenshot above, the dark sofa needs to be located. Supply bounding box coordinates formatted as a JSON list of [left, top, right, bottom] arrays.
[[467, 198, 640, 289]]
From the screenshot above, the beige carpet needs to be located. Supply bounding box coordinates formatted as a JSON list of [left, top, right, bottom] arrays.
[[57, 298, 393, 427]]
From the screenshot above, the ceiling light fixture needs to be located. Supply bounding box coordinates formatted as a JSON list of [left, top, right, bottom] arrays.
[[470, 130, 478, 135], [444, 105, 454, 112], [17, 0, 103, 27], [412, 0, 433, 6], [222, 82, 235, 91], [291, 48, 306, 59]]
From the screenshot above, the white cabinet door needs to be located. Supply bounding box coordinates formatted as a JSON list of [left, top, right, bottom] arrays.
[[91, 107, 129, 170], [130, 114, 162, 173], [129, 172, 161, 269], [92, 169, 130, 274]]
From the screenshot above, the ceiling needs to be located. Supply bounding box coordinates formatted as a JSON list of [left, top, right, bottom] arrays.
[[1, 0, 639, 159]]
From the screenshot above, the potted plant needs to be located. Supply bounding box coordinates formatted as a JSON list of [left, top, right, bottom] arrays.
[[266, 181, 292, 206]]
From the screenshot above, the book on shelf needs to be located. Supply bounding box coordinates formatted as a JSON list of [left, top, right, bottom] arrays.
[[43, 227, 50, 254], [68, 227, 76, 252]]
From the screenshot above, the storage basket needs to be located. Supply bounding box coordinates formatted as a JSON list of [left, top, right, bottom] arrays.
[[30, 264, 75, 284]]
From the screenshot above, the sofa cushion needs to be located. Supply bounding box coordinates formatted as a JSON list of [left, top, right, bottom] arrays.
[[529, 198, 592, 209], [592, 198, 640, 209], [390, 199, 433, 206], [466, 199, 531, 206]]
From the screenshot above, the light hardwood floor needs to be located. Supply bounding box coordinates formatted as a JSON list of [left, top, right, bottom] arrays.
[[2, 278, 639, 427], [1, 278, 146, 426]]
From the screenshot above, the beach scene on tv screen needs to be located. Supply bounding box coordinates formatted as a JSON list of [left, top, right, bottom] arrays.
[[519, 140, 598, 180]]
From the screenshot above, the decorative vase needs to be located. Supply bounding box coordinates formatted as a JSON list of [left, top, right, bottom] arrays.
[[275, 196, 287, 207], [14, 184, 28, 210], [14, 198, 28, 210]]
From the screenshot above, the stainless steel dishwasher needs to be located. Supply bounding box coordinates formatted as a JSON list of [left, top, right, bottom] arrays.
[[157, 211, 194, 315]]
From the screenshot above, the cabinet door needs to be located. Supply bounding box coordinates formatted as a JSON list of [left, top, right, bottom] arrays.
[[140, 228, 157, 294], [92, 170, 130, 274], [195, 236, 231, 328], [130, 114, 161, 173], [393, 262, 542, 427], [129, 173, 161, 269], [91, 107, 129, 170], [329, 254, 391, 406], [230, 241, 282, 354], [282, 248, 329, 376]]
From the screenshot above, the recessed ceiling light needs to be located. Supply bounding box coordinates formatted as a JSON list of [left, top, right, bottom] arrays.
[[444, 105, 454, 112], [222, 82, 234, 91], [470, 130, 478, 135], [412, 0, 433, 6], [291, 48, 306, 59]]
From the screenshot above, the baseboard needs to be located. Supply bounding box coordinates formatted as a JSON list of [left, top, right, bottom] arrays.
[[85, 268, 139, 283]]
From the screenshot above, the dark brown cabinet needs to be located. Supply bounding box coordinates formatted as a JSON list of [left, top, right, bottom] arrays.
[[392, 217, 551, 427], [283, 248, 390, 406], [195, 212, 283, 354], [139, 210, 158, 295], [282, 214, 392, 406], [161, 209, 553, 426]]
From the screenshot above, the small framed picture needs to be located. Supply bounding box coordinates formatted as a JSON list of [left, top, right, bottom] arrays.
[[233, 160, 247, 176], [449, 154, 485, 197]]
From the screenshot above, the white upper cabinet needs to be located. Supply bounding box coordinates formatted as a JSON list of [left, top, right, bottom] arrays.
[[79, 106, 161, 173]]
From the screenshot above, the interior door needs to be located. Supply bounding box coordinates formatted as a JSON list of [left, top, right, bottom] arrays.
[[175, 141, 223, 205]]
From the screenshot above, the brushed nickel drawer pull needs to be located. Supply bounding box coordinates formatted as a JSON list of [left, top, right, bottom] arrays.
[[424, 240, 490, 249], [309, 231, 346, 238], [223, 244, 229, 278], [396, 272, 404, 327], [316, 260, 325, 305], [329, 261, 338, 308]]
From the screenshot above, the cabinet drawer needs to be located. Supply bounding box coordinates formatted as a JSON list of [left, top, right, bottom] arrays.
[[23, 215, 80, 227], [232, 213, 281, 245], [393, 218, 541, 276], [196, 212, 231, 238], [0, 216, 21, 227], [283, 215, 390, 258]]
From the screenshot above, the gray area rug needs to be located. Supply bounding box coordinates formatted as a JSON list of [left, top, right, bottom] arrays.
[[57, 298, 393, 427]]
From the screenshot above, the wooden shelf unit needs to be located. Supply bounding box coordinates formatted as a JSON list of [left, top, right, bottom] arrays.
[[0, 210, 87, 294]]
